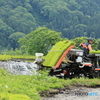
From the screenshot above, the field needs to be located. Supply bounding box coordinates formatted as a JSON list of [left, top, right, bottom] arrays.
[[0, 68, 100, 100], [0, 55, 36, 61]]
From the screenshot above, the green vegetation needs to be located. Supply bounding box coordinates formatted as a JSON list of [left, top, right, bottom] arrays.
[[0, 69, 68, 100], [0, 69, 100, 100], [43, 40, 74, 66], [9, 32, 26, 50], [18, 27, 62, 55], [1, 0, 100, 52], [0, 93, 31, 100], [0, 55, 36, 61]]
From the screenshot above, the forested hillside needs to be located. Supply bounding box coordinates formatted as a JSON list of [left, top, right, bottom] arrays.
[[0, 0, 100, 51]]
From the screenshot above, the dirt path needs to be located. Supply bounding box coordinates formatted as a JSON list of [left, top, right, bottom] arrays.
[[41, 87, 100, 100]]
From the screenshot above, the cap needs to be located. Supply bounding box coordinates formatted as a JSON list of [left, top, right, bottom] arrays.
[[87, 38, 93, 41]]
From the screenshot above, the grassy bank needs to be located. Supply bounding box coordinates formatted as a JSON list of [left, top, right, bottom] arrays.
[[0, 55, 36, 61], [0, 68, 100, 100]]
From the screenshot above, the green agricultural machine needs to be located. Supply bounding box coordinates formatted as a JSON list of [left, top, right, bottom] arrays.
[[42, 40, 100, 79]]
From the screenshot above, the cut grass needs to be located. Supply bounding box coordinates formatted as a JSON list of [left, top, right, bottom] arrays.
[[0, 69, 100, 100]]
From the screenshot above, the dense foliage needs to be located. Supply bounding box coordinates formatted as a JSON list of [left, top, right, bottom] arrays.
[[18, 27, 62, 55], [1, 0, 100, 52]]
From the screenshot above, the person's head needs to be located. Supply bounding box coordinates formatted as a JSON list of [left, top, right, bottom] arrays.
[[87, 38, 93, 44]]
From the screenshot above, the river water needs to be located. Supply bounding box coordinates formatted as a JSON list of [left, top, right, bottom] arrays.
[[42, 87, 100, 100]]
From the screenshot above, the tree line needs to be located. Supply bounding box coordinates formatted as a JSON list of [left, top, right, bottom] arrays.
[[4, 27, 100, 55]]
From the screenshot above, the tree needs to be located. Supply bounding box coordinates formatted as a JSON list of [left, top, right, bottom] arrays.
[[74, 24, 87, 37], [18, 27, 62, 55], [7, 6, 37, 34], [72, 37, 98, 50], [9, 32, 26, 50], [0, 20, 14, 47]]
